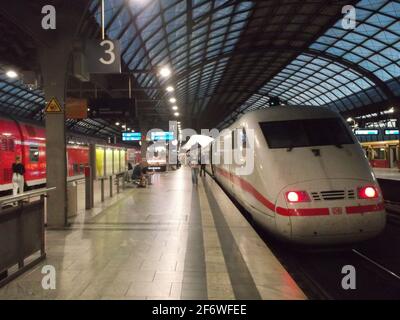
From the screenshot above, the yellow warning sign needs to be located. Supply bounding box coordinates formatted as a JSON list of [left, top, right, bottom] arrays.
[[45, 97, 63, 113]]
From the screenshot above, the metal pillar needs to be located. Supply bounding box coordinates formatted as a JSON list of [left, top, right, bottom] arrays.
[[84, 166, 93, 210], [109, 176, 113, 197], [101, 179, 105, 202]]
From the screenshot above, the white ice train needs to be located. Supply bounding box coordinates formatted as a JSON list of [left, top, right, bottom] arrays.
[[203, 106, 386, 245]]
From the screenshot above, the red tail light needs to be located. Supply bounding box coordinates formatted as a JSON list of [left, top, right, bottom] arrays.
[[285, 191, 310, 203], [358, 186, 379, 199]]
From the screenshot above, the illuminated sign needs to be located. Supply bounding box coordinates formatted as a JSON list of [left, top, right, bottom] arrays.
[[151, 131, 174, 141], [354, 129, 378, 135], [122, 132, 141, 141], [384, 129, 399, 135]]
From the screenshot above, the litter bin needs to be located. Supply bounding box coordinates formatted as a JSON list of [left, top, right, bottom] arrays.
[[67, 181, 78, 217]]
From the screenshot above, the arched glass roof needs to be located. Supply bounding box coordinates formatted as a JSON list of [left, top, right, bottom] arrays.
[[1, 1, 398, 133], [91, 0, 254, 101], [220, 0, 399, 128], [0, 74, 44, 119]]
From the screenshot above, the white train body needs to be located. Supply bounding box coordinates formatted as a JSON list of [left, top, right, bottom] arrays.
[[204, 106, 386, 245]]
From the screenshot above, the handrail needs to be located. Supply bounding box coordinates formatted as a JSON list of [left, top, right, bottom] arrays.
[[0, 187, 56, 205]]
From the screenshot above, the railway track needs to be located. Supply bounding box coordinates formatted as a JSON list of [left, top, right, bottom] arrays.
[[254, 223, 400, 300]]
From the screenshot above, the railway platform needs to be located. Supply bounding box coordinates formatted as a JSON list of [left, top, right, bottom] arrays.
[[0, 168, 306, 300], [374, 168, 400, 181], [374, 168, 400, 214]]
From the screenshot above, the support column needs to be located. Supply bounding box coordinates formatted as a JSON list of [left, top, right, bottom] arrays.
[[89, 143, 96, 205], [40, 46, 70, 227]]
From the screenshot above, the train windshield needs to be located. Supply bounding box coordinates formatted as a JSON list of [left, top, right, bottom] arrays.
[[259, 118, 354, 149]]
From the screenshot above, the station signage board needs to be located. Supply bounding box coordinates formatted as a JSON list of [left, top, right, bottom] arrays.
[[88, 98, 135, 119], [354, 129, 379, 135], [122, 132, 141, 141], [384, 129, 399, 135], [66, 98, 88, 119], [151, 131, 174, 141]]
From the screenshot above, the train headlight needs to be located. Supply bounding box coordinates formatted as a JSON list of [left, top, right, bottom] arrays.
[[285, 191, 310, 203], [358, 186, 379, 199]]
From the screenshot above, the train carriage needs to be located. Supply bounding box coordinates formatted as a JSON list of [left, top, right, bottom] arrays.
[[0, 117, 89, 193], [203, 106, 386, 245]]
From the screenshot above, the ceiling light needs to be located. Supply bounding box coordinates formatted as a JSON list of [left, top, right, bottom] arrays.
[[159, 66, 171, 78], [122, 124, 126, 128], [346, 117, 353, 122], [174, 112, 179, 117], [172, 105, 178, 110], [127, 128, 131, 131], [115, 122, 120, 126], [388, 107, 395, 113], [169, 98, 176, 103], [6, 70, 18, 78], [166, 86, 174, 92]]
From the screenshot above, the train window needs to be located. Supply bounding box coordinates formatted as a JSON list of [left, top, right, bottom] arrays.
[[241, 128, 247, 149], [1, 138, 15, 151], [259, 118, 354, 149], [29, 146, 39, 162], [372, 148, 386, 160], [73, 164, 79, 174]]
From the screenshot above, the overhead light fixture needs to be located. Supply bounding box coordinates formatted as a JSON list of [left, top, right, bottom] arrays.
[[172, 105, 178, 110], [169, 98, 176, 103], [115, 122, 120, 126], [388, 107, 395, 113], [122, 124, 126, 128], [131, 129, 135, 132], [166, 86, 174, 92], [174, 112, 179, 117], [6, 70, 18, 79], [127, 128, 131, 131], [159, 66, 171, 78], [347, 117, 353, 122]]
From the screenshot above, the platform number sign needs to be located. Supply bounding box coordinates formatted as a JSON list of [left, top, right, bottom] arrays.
[[99, 40, 116, 65], [85, 39, 121, 74]]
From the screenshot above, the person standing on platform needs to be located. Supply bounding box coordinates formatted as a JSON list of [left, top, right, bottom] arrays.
[[190, 156, 200, 185], [200, 153, 206, 177], [12, 155, 25, 196]]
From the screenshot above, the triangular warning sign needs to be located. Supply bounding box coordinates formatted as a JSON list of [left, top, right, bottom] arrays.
[[45, 98, 63, 113]]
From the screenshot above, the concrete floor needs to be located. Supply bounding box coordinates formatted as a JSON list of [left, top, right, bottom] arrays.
[[0, 168, 306, 300]]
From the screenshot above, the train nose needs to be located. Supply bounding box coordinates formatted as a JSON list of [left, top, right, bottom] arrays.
[[275, 179, 387, 244]]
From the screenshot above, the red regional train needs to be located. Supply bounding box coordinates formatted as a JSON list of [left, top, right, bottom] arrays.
[[0, 117, 89, 194]]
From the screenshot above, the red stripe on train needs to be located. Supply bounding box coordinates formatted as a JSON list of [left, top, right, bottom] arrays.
[[346, 202, 385, 214], [276, 207, 330, 216], [214, 167, 384, 217]]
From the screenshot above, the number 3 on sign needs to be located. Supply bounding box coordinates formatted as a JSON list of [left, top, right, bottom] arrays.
[[99, 40, 115, 65]]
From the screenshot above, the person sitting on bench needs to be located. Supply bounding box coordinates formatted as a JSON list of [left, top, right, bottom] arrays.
[[132, 161, 151, 187]]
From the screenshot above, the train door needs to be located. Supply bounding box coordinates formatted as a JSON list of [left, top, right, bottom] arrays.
[[389, 146, 398, 168], [229, 130, 235, 194]]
